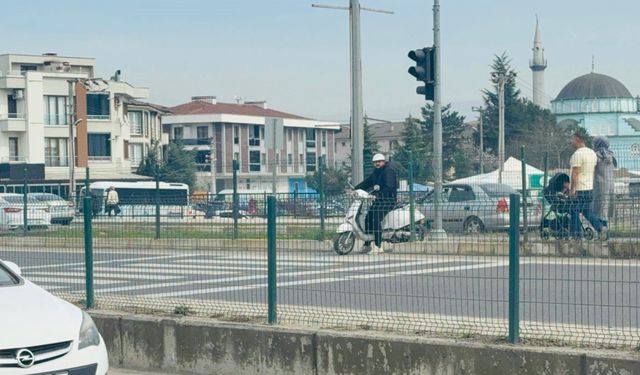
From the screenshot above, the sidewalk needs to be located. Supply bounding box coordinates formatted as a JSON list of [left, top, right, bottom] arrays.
[[111, 368, 177, 375]]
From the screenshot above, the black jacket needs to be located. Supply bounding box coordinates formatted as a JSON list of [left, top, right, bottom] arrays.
[[354, 163, 398, 200]]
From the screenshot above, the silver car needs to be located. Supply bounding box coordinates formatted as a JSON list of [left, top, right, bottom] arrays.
[[29, 193, 75, 225], [417, 183, 541, 233]]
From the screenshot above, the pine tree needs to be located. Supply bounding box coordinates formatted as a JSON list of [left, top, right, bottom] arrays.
[[160, 140, 197, 191], [392, 116, 430, 183], [136, 140, 162, 178]]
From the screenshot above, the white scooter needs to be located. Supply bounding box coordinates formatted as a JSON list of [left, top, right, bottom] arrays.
[[333, 186, 426, 255]]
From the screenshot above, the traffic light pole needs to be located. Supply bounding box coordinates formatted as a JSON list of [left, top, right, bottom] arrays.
[[430, 0, 446, 240]]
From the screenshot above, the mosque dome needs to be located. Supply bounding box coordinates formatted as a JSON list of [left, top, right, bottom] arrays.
[[555, 72, 632, 101]]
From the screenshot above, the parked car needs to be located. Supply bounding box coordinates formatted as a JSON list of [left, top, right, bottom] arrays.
[[417, 183, 541, 233], [0, 194, 51, 230], [0, 259, 108, 374], [29, 193, 75, 225]]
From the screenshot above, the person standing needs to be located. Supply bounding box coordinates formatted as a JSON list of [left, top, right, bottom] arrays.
[[105, 186, 120, 217], [592, 136, 617, 240], [354, 153, 398, 254], [568, 130, 598, 238]]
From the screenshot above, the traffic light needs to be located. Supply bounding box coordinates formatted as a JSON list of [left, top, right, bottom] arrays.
[[408, 47, 436, 100]]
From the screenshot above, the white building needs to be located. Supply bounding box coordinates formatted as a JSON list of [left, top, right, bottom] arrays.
[[162, 97, 340, 193], [0, 53, 166, 189]]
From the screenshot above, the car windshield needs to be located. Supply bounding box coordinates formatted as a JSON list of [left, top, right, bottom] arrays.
[[480, 184, 518, 198], [32, 194, 64, 202], [0, 264, 18, 286], [2, 196, 39, 204]]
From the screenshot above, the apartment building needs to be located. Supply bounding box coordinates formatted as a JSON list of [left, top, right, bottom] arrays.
[[0, 53, 165, 185], [334, 121, 406, 168], [163, 97, 340, 193]]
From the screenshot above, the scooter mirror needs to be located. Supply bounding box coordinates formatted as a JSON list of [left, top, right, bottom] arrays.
[[373, 185, 380, 191]]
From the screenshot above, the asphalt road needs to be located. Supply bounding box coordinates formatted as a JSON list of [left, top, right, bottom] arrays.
[[2, 246, 639, 330]]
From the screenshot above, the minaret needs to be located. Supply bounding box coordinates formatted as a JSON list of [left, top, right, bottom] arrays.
[[530, 17, 547, 107]]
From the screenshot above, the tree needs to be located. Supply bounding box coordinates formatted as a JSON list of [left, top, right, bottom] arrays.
[[392, 116, 431, 183], [346, 119, 380, 178], [305, 165, 350, 196], [160, 140, 197, 191], [136, 140, 162, 178]]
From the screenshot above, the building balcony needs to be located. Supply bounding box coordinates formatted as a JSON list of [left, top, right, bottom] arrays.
[[0, 114, 26, 132], [87, 115, 110, 121]]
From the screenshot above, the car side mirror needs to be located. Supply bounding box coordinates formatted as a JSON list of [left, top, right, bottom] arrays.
[[4, 261, 21, 276]]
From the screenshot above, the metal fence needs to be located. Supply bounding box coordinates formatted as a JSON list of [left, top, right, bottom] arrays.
[[2, 181, 640, 349]]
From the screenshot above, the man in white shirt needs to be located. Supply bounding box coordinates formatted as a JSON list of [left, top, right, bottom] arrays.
[[568, 130, 598, 238]]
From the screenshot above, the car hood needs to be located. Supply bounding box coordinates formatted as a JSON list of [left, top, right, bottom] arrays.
[[0, 281, 81, 348]]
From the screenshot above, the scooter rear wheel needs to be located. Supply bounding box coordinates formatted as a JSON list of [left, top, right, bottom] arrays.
[[333, 231, 356, 255]]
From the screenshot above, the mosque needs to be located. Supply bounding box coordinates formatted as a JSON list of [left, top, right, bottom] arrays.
[[530, 20, 640, 171]]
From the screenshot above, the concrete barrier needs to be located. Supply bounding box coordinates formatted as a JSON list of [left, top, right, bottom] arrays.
[[91, 310, 640, 375]]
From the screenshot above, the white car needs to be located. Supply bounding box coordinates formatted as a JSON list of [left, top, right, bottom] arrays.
[[0, 194, 52, 230], [29, 193, 75, 225], [0, 259, 108, 374]]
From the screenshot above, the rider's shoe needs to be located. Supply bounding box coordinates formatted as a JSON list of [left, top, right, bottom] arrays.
[[369, 243, 384, 255], [359, 244, 372, 254]]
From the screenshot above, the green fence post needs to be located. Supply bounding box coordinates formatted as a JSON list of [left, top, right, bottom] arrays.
[[232, 160, 239, 239], [408, 151, 416, 241], [293, 183, 299, 219], [520, 146, 528, 243], [267, 195, 277, 324], [318, 156, 326, 240], [83, 167, 94, 309], [542, 152, 548, 217], [23, 168, 28, 235], [155, 170, 161, 240], [508, 193, 520, 343]]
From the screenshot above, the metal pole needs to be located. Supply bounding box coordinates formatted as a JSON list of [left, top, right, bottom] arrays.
[[68, 80, 75, 203], [543, 152, 548, 216], [430, 0, 446, 240], [83, 167, 94, 309], [210, 136, 216, 195], [508, 193, 520, 343], [479, 110, 484, 174], [232, 160, 239, 239], [409, 151, 415, 241], [23, 168, 28, 235], [521, 146, 528, 243], [350, 0, 364, 184], [318, 155, 326, 240], [267, 195, 277, 324], [498, 78, 505, 184], [155, 170, 160, 240]]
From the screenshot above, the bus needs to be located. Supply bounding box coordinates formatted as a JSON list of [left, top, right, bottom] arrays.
[[79, 181, 192, 217]]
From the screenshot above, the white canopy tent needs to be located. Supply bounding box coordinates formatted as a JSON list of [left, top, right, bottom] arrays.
[[450, 157, 544, 190]]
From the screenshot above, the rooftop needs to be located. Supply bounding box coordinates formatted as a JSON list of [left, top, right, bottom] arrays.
[[555, 72, 633, 101], [170, 100, 309, 120]]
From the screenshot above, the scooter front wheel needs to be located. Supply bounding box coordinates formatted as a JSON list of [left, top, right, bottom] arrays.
[[333, 231, 356, 255]]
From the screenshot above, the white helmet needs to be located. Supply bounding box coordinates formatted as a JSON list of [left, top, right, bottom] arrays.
[[372, 153, 386, 162]]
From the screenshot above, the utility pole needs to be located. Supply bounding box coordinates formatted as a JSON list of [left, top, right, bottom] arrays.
[[491, 71, 515, 184], [209, 136, 216, 196], [431, 0, 446, 240], [67, 80, 76, 202], [312, 1, 392, 184], [472, 106, 484, 174]]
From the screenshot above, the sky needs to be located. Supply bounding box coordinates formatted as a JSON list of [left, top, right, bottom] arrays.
[[3, 0, 640, 122]]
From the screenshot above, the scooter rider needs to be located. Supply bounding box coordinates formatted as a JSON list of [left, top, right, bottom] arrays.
[[354, 153, 398, 254]]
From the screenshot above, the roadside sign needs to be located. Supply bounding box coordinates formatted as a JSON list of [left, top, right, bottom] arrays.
[[529, 173, 544, 189], [264, 117, 284, 150]]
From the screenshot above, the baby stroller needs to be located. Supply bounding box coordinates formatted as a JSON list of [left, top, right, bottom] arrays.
[[539, 172, 595, 240]]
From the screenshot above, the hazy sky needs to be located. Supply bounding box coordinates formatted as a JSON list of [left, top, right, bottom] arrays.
[[3, 0, 639, 122]]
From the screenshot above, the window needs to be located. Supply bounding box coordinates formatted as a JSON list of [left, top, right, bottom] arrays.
[[88, 133, 111, 159], [306, 152, 317, 172], [20, 65, 37, 73], [306, 129, 316, 148], [249, 150, 261, 172], [249, 125, 261, 146], [7, 95, 18, 119], [287, 153, 292, 166], [129, 143, 143, 167], [173, 127, 183, 140], [128, 111, 143, 135], [287, 129, 292, 141], [234, 152, 240, 162], [234, 125, 239, 144], [44, 138, 69, 166], [322, 130, 327, 147], [86, 93, 110, 119], [299, 153, 304, 165], [9, 138, 19, 161], [261, 153, 266, 165], [197, 126, 209, 143]]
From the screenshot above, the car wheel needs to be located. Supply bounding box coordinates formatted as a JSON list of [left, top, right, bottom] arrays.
[[584, 227, 595, 241], [333, 231, 356, 255], [540, 228, 551, 240], [463, 216, 484, 233]]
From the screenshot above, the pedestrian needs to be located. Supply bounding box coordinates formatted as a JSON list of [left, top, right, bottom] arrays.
[[567, 130, 599, 239], [592, 136, 617, 240], [354, 153, 398, 254], [105, 186, 120, 217]]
